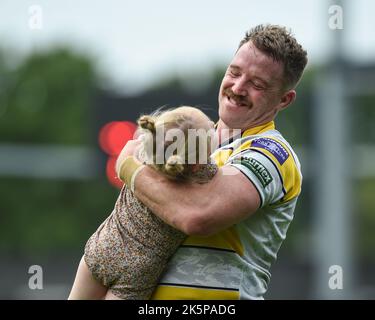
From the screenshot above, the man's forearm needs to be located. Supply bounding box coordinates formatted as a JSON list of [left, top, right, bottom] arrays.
[[133, 167, 208, 235], [117, 152, 260, 236], [132, 165, 260, 236]]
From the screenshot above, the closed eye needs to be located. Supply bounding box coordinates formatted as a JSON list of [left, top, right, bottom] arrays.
[[229, 70, 240, 77], [228, 65, 241, 77], [251, 81, 266, 90]]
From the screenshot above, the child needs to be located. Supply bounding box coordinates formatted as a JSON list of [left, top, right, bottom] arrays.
[[68, 106, 217, 300]]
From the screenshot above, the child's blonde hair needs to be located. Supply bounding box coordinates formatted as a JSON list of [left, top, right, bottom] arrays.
[[135, 106, 214, 181]]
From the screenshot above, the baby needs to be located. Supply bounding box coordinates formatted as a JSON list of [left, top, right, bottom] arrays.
[[68, 106, 217, 300]]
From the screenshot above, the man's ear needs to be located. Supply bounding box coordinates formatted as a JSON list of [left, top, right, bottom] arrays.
[[278, 90, 296, 111]]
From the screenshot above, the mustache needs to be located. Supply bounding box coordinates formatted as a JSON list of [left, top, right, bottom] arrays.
[[223, 88, 249, 106]]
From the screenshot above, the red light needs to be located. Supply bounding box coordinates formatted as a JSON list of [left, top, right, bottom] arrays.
[[106, 156, 124, 189], [99, 121, 137, 156], [98, 121, 137, 188]]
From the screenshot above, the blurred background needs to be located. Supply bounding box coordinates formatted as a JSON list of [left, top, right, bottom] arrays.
[[0, 0, 374, 299]]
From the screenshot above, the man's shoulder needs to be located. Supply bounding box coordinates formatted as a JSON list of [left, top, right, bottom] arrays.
[[233, 129, 300, 166], [228, 129, 302, 204]]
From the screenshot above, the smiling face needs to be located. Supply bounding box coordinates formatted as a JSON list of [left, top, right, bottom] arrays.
[[218, 41, 296, 131]]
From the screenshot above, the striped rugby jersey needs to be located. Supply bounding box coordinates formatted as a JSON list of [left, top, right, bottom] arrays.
[[150, 121, 302, 300]]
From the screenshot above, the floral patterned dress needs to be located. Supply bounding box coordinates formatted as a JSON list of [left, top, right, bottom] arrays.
[[84, 164, 218, 299]]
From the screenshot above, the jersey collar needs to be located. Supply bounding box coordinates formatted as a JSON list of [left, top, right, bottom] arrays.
[[242, 121, 275, 138], [216, 121, 275, 148]]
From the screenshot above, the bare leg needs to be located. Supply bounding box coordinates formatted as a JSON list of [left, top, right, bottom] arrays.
[[68, 256, 108, 300], [104, 290, 123, 300]]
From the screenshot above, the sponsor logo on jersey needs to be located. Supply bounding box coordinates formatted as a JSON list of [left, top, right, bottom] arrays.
[[233, 157, 273, 187], [251, 138, 289, 165]]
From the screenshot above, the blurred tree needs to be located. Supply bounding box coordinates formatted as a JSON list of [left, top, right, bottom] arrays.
[[352, 94, 375, 143], [0, 47, 97, 144], [0, 46, 108, 256], [0, 177, 116, 255]]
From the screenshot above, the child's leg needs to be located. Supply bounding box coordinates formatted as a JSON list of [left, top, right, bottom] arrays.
[[68, 256, 108, 300], [104, 290, 123, 300]]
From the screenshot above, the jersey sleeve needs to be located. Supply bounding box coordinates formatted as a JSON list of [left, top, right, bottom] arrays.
[[227, 149, 285, 207]]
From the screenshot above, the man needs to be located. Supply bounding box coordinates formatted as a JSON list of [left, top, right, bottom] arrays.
[[119, 24, 308, 299]]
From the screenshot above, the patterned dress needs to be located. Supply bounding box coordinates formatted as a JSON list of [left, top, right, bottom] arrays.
[[84, 164, 218, 299]]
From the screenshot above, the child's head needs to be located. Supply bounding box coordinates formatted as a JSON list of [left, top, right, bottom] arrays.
[[136, 106, 216, 181]]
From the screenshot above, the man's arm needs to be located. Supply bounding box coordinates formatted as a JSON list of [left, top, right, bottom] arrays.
[[133, 164, 261, 236]]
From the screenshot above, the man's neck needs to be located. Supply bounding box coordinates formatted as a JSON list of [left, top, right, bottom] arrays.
[[216, 120, 242, 145]]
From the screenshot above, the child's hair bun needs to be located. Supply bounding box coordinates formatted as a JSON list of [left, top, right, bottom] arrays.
[[138, 115, 156, 132], [165, 155, 185, 177]]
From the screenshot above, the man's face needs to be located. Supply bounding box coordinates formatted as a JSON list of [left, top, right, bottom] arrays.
[[218, 41, 289, 131]]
